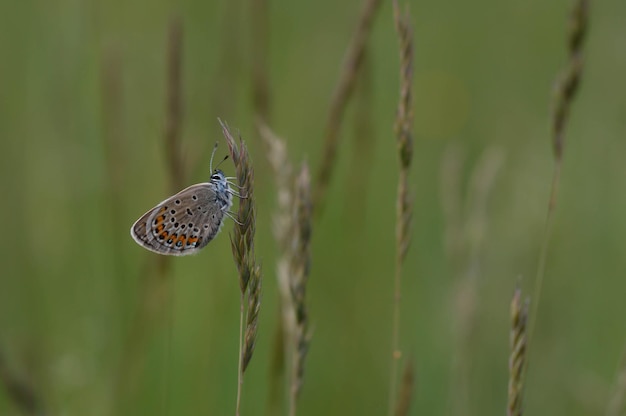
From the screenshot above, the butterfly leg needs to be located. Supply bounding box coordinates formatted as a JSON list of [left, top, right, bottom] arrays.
[[224, 211, 243, 225], [227, 189, 248, 199]]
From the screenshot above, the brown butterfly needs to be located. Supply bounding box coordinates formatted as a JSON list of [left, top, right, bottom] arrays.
[[130, 146, 242, 255]]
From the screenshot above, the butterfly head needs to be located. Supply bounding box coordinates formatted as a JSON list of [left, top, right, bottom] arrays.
[[210, 169, 226, 183], [210, 169, 232, 199]]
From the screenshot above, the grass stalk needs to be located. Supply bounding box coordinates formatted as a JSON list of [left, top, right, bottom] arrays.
[[394, 359, 416, 416], [344, 50, 375, 227], [257, 120, 293, 414], [508, 287, 530, 416], [236, 292, 245, 416], [388, 1, 414, 414], [220, 119, 262, 415], [115, 17, 185, 412], [441, 145, 504, 415], [313, 0, 383, 212], [288, 163, 313, 416], [528, 0, 589, 352], [258, 122, 313, 416]]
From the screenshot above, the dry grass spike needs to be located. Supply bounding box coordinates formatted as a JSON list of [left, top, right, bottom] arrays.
[[388, 0, 415, 414], [289, 162, 313, 416], [257, 120, 294, 414], [313, 0, 383, 213], [219, 119, 262, 415], [529, 0, 589, 355], [258, 122, 314, 415], [552, 0, 588, 161], [508, 287, 529, 416]]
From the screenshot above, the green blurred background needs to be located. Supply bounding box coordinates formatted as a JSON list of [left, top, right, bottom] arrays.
[[1, 0, 626, 414]]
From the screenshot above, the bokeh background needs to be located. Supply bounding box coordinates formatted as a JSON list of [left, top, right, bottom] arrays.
[[1, 0, 626, 415]]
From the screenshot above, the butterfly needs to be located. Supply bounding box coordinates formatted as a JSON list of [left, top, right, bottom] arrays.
[[130, 145, 242, 256]]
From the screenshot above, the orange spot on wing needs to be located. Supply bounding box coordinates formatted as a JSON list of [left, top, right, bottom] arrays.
[[176, 235, 187, 245], [188, 236, 198, 245], [156, 224, 164, 233], [160, 231, 169, 240]]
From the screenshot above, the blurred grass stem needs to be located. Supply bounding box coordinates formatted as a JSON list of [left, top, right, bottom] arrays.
[[115, 17, 185, 413], [389, 1, 414, 414], [313, 0, 382, 213], [236, 292, 245, 416], [528, 0, 588, 354]]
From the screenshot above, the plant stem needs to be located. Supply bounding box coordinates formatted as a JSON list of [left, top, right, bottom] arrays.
[[388, 260, 403, 416], [289, 346, 297, 416], [236, 292, 245, 416], [528, 163, 561, 343]]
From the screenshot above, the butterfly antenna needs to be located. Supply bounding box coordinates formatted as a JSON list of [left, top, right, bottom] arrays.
[[215, 155, 229, 170], [209, 142, 219, 172]]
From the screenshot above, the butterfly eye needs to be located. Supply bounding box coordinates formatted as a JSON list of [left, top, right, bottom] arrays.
[[211, 175, 221, 181]]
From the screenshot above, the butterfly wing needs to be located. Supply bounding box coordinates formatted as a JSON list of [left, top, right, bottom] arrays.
[[130, 183, 229, 256]]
